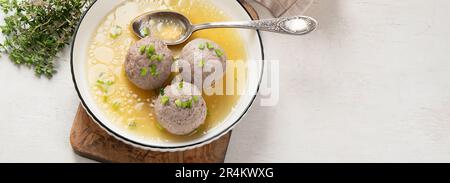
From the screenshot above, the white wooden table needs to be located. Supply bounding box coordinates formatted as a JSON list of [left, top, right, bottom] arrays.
[[1, 0, 450, 162]]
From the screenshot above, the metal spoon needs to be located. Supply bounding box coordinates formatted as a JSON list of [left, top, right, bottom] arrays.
[[131, 11, 318, 45]]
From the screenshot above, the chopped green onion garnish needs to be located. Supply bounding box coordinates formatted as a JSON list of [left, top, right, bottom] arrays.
[[96, 80, 105, 85], [178, 82, 184, 89], [193, 96, 199, 103], [139, 45, 147, 54], [149, 65, 158, 77], [141, 27, 150, 37], [112, 101, 121, 111], [198, 59, 205, 67], [156, 54, 164, 62], [105, 80, 114, 86], [206, 42, 214, 50], [175, 99, 182, 107], [147, 44, 155, 55], [96, 79, 114, 93], [147, 52, 153, 59], [159, 88, 165, 96], [155, 122, 164, 131], [215, 49, 223, 57], [103, 95, 109, 102], [110, 25, 122, 39], [184, 99, 193, 108], [140, 67, 148, 76], [198, 43, 205, 50], [161, 96, 169, 105], [174, 99, 193, 109], [128, 121, 137, 128], [150, 54, 159, 61]]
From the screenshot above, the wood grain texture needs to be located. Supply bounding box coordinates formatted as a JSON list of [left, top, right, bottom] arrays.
[[239, 0, 259, 20], [70, 0, 259, 163], [71, 106, 232, 163]]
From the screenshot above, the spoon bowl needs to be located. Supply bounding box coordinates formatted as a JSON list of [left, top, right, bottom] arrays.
[[131, 11, 193, 45], [132, 10, 318, 45]]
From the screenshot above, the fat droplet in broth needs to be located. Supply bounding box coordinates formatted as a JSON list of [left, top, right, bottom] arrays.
[[94, 47, 114, 63]]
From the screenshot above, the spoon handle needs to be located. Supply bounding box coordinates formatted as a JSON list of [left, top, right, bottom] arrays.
[[192, 16, 317, 35]]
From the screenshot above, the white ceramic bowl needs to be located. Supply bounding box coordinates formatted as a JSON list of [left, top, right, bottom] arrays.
[[71, 0, 264, 152]]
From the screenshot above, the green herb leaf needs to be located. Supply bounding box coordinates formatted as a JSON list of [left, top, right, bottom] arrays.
[[175, 98, 193, 109], [156, 54, 164, 62], [206, 42, 214, 50], [193, 96, 199, 103], [105, 80, 114, 86], [182, 99, 192, 108], [110, 25, 122, 38], [155, 122, 164, 131], [149, 64, 159, 77], [112, 101, 121, 111], [215, 49, 223, 57], [161, 96, 169, 105], [175, 99, 182, 107], [178, 82, 184, 89], [150, 54, 158, 61], [128, 121, 137, 128], [96, 80, 105, 85], [140, 67, 148, 76], [198, 43, 205, 50], [198, 59, 205, 67], [96, 79, 114, 93], [147, 43, 155, 55], [103, 95, 109, 102], [141, 27, 150, 37], [0, 0, 94, 78], [139, 45, 147, 54]]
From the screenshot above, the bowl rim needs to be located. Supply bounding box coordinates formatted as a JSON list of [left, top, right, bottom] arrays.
[[70, 0, 265, 151]]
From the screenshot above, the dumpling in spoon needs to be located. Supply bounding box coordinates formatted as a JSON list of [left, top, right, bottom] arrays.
[[125, 37, 173, 90]]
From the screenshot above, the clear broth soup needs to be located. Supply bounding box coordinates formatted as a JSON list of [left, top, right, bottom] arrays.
[[87, 0, 247, 142]]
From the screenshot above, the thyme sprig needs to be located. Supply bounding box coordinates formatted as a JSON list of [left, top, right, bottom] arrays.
[[0, 0, 93, 78]]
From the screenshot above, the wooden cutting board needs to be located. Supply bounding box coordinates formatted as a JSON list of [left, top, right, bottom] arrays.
[[70, 0, 259, 163]]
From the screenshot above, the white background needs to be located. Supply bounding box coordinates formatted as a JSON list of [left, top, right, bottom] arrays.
[[1, 0, 450, 162]]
